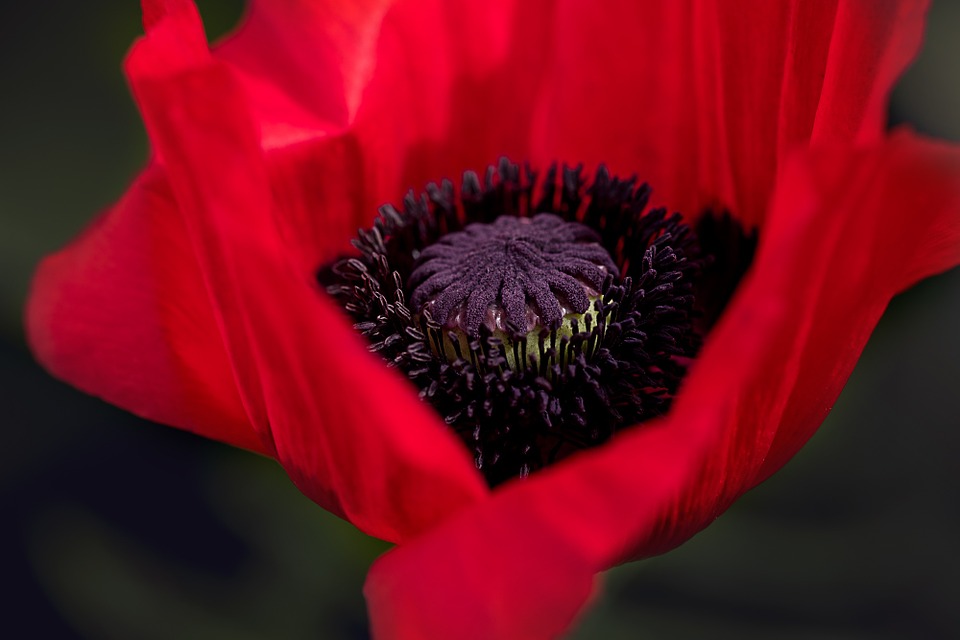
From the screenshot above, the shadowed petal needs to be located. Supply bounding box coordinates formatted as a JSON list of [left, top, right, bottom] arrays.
[[527, 0, 930, 228]]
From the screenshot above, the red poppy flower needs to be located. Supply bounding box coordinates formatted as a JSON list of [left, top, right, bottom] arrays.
[[26, 0, 960, 638]]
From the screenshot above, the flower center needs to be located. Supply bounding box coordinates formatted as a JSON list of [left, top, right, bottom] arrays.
[[322, 159, 754, 486], [408, 214, 616, 368]]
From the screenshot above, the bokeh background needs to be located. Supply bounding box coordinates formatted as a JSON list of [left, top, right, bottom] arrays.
[[2, 2, 959, 638]]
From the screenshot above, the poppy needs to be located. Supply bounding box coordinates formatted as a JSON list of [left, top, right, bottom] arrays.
[[26, 0, 960, 638]]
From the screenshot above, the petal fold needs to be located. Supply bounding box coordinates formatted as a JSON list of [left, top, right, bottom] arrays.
[[26, 165, 263, 455], [215, 0, 397, 143]]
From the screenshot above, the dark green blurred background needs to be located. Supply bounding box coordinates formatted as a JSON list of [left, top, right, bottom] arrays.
[[2, 2, 958, 638]]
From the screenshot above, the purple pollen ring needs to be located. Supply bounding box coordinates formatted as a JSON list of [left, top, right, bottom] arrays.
[[408, 214, 618, 337]]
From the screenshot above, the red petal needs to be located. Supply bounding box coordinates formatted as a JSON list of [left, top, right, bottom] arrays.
[[353, 0, 556, 193], [526, 0, 930, 227], [214, 0, 397, 142], [366, 519, 599, 640], [124, 8, 488, 542], [211, 0, 544, 271], [27, 0, 273, 457], [26, 165, 264, 455], [365, 132, 960, 638], [214, 0, 554, 237], [754, 131, 960, 482]]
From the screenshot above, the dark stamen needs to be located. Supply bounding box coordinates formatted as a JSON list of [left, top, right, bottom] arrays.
[[694, 210, 759, 330], [322, 158, 751, 487]]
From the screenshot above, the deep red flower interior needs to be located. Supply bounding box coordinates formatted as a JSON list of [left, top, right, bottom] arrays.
[[25, 1, 960, 638]]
